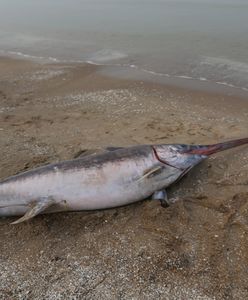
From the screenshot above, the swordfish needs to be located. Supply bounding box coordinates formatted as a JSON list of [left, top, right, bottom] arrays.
[[0, 138, 247, 224]]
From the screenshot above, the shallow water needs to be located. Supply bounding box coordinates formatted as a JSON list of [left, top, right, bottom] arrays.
[[0, 0, 248, 92]]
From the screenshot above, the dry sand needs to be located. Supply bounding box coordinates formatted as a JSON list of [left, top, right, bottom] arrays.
[[0, 56, 248, 299]]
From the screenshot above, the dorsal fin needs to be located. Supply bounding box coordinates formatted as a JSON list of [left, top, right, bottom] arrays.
[[74, 146, 125, 159]]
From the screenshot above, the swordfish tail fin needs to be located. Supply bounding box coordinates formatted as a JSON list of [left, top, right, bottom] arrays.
[[184, 137, 248, 156]]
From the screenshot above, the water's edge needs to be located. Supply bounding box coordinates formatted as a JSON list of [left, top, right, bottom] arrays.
[[1, 49, 248, 99]]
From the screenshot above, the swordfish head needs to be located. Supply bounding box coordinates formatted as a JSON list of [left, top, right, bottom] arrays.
[[152, 137, 248, 177]]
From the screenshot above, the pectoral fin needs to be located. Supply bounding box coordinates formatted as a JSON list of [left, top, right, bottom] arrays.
[[11, 196, 55, 224], [137, 166, 164, 182]]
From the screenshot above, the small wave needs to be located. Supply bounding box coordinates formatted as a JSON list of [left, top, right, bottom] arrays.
[[88, 49, 128, 63], [140, 68, 171, 77], [216, 81, 248, 91], [201, 56, 248, 73], [85, 60, 103, 66], [2, 50, 60, 63], [176, 75, 193, 80], [131, 67, 248, 92], [216, 81, 235, 87], [1, 49, 248, 93]]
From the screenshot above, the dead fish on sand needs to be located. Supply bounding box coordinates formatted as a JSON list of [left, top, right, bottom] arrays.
[[0, 138, 247, 224]]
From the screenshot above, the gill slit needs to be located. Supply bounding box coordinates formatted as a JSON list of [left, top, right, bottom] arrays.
[[152, 146, 183, 171]]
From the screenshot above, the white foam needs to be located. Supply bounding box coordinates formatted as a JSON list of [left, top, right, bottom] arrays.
[[215, 81, 248, 91], [3, 50, 59, 63], [216, 81, 234, 87], [140, 68, 171, 77], [176, 75, 193, 79], [85, 60, 103, 66], [88, 49, 128, 63], [1, 49, 248, 93]]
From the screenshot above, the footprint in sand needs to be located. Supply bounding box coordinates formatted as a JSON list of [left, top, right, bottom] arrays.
[[0, 90, 7, 100]]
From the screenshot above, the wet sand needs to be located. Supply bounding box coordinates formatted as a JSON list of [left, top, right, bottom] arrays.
[[0, 56, 248, 299]]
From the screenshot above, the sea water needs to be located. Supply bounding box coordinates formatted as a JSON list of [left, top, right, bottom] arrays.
[[0, 0, 247, 94]]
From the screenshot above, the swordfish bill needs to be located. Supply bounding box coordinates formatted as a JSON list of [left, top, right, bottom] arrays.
[[0, 137, 247, 224]]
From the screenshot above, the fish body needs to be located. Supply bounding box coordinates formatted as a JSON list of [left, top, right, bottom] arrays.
[[0, 138, 247, 223], [0, 146, 181, 217]]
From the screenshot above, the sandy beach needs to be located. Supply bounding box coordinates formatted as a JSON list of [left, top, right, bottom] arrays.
[[0, 56, 248, 299]]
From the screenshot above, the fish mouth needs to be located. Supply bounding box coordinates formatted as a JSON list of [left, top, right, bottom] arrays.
[[183, 138, 248, 156]]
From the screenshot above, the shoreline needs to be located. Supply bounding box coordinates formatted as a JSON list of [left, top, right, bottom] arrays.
[[98, 64, 248, 100], [1, 55, 248, 299], [2, 50, 248, 99]]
